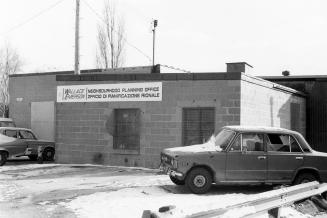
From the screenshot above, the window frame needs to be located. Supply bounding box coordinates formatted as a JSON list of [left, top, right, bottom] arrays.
[[266, 133, 304, 153], [228, 132, 265, 152]]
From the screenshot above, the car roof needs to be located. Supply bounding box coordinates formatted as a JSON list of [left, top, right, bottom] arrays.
[[224, 125, 298, 134], [0, 127, 32, 131]]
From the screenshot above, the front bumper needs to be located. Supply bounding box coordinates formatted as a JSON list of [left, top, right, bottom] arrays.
[[159, 163, 184, 178]]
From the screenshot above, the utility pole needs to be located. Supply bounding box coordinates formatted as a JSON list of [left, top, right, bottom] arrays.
[[152, 19, 158, 66], [74, 0, 80, 75]]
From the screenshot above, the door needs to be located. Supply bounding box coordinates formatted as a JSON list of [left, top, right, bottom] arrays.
[[226, 133, 267, 181], [31, 101, 55, 141], [266, 134, 304, 182], [3, 130, 27, 156]]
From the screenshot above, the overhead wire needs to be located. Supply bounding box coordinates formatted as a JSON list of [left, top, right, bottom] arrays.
[[81, 0, 152, 63], [0, 0, 66, 37], [160, 64, 192, 73]]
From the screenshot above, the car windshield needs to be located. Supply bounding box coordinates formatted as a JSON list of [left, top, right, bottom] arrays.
[[214, 129, 235, 151]]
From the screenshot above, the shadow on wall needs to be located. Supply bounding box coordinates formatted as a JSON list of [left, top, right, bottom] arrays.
[[276, 95, 304, 136]]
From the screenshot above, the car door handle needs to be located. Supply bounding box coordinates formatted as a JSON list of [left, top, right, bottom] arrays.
[[295, 157, 303, 160], [257, 156, 266, 160]]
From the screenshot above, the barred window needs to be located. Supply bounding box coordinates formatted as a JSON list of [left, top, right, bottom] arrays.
[[182, 108, 215, 146], [114, 109, 140, 150]]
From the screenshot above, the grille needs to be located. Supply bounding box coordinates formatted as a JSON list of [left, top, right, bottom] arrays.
[[161, 153, 172, 166]]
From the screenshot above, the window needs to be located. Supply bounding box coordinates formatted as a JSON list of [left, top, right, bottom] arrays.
[[4, 130, 17, 138], [267, 134, 302, 153], [114, 109, 140, 150], [183, 108, 215, 146], [230, 133, 264, 152], [214, 129, 235, 150], [19, 130, 36, 140], [290, 137, 302, 152]]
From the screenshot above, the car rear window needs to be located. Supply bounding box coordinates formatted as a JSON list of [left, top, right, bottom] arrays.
[[267, 134, 302, 153], [19, 130, 36, 140]]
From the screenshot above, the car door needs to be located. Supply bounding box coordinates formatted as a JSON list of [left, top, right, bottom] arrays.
[[3, 129, 28, 156], [225, 133, 267, 181], [18, 130, 39, 154], [266, 133, 304, 183]]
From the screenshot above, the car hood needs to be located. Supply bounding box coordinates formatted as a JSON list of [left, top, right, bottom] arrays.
[[163, 139, 222, 156]]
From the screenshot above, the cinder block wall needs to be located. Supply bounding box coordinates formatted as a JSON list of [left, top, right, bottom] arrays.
[[241, 74, 306, 136], [56, 78, 241, 168], [9, 74, 57, 128]]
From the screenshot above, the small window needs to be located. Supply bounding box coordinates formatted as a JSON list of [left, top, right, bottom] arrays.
[[19, 130, 36, 140], [230, 135, 241, 151], [267, 134, 297, 152], [5, 130, 17, 138], [114, 109, 140, 150], [290, 136, 302, 153]]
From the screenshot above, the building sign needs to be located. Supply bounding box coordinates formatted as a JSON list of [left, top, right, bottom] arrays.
[[57, 82, 162, 102]]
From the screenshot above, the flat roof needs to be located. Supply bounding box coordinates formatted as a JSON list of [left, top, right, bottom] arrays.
[[262, 75, 327, 82], [55, 72, 242, 81]]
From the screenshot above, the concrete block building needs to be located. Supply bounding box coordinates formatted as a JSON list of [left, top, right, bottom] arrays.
[[9, 63, 306, 168]]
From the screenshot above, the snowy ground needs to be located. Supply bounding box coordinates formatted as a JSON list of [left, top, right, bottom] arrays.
[[0, 160, 318, 218]]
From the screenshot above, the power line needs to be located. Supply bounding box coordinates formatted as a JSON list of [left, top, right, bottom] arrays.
[[0, 0, 66, 37], [161, 64, 192, 73], [81, 0, 152, 63]]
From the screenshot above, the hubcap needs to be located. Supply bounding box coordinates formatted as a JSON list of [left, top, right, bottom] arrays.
[[193, 175, 206, 188]]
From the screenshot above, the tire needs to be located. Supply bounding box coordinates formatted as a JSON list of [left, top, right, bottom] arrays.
[[169, 175, 185, 185], [28, 155, 38, 161], [0, 151, 8, 166], [42, 148, 55, 161], [186, 167, 212, 194], [294, 172, 317, 185]]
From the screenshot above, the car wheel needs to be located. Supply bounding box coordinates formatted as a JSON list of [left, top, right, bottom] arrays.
[[42, 148, 55, 161], [169, 175, 185, 185], [0, 151, 8, 166], [294, 172, 317, 185], [28, 155, 38, 161], [186, 167, 212, 194]]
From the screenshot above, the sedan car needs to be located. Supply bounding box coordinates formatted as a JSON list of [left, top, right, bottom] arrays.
[[160, 126, 327, 194], [0, 127, 55, 166]]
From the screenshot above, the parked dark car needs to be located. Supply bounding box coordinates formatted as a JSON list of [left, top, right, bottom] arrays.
[[160, 126, 327, 194], [0, 127, 55, 165]]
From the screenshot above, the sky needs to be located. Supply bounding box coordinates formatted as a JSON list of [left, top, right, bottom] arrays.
[[0, 0, 327, 76]]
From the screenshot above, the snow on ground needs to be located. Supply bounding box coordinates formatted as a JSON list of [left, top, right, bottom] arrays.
[[0, 163, 317, 218]]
